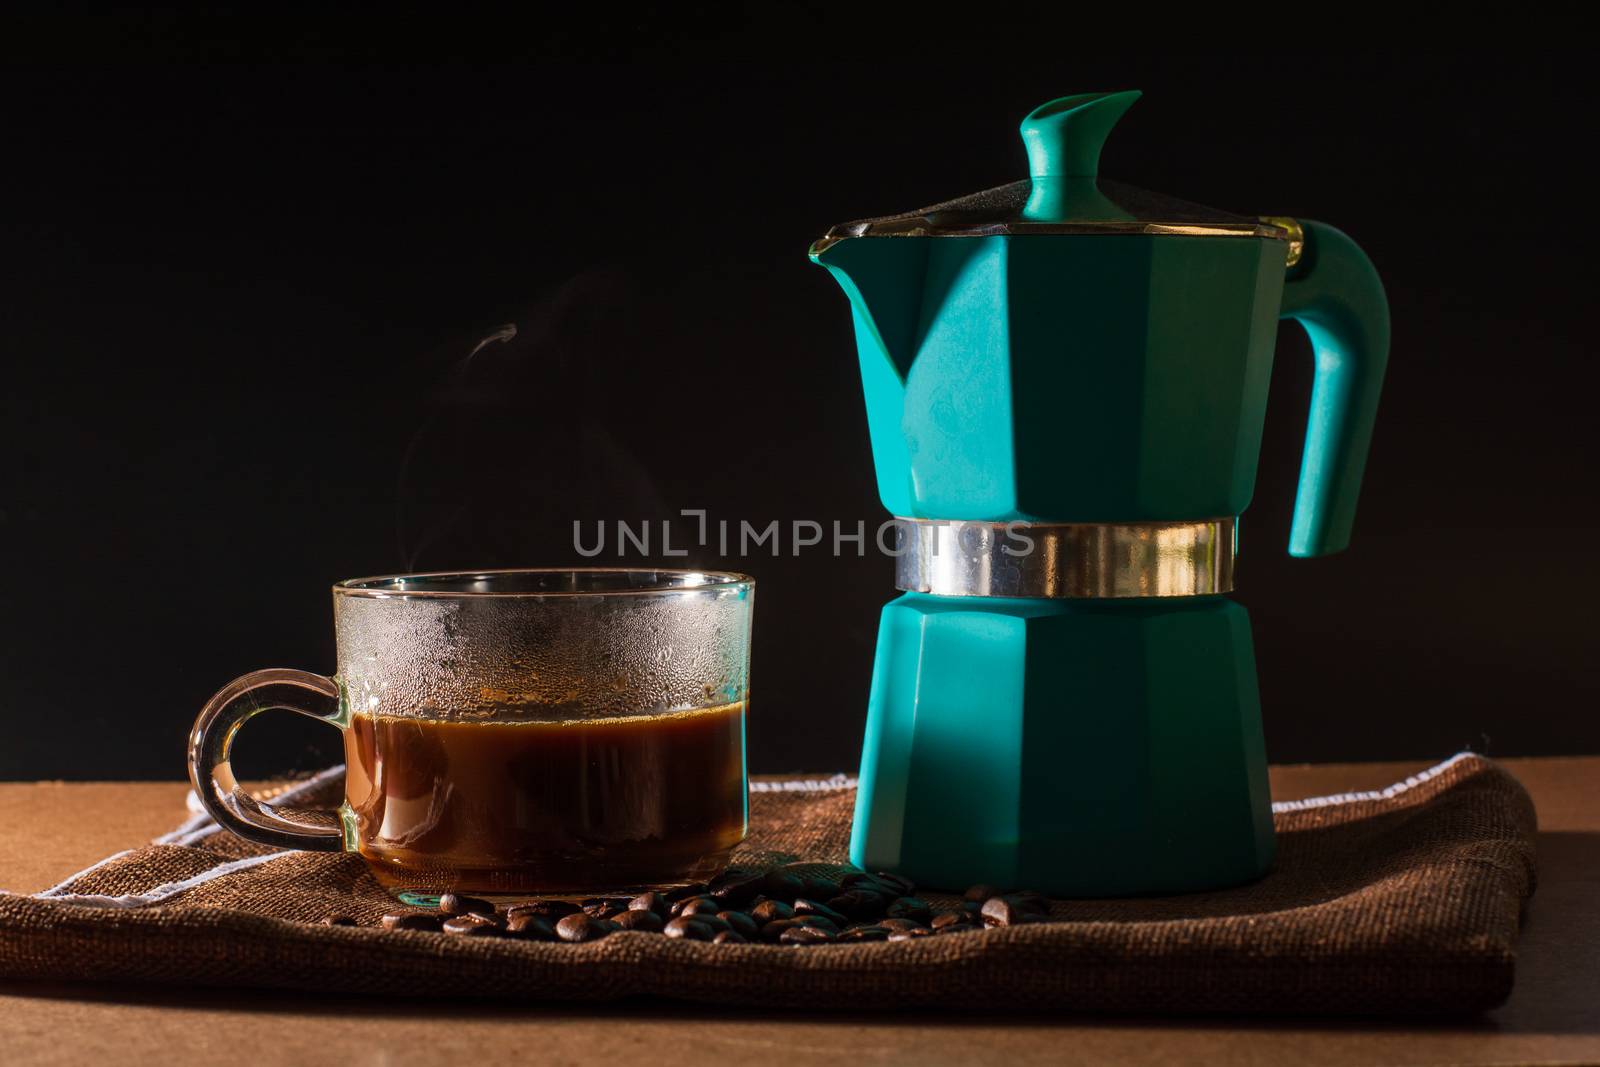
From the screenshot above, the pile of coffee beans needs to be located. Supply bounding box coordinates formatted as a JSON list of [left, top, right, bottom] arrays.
[[351, 865, 1054, 946]]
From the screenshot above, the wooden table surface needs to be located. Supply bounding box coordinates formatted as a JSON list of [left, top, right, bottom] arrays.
[[2, 757, 1597, 1066]]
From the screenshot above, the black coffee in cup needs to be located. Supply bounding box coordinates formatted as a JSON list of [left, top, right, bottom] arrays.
[[344, 700, 747, 895]]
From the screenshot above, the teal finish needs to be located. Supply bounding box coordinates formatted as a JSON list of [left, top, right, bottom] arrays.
[[817, 226, 1308, 523], [1279, 221, 1391, 556], [814, 106, 1391, 540], [850, 594, 1274, 894], [1019, 90, 1142, 221], [818, 91, 1388, 895]]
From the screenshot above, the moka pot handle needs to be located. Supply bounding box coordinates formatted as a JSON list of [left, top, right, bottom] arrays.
[[1276, 219, 1391, 557]]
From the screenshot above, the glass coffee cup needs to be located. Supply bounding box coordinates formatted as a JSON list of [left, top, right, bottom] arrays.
[[187, 569, 754, 901]]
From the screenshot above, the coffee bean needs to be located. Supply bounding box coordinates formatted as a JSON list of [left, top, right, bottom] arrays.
[[672, 895, 722, 918], [960, 899, 983, 918], [663, 916, 716, 941], [443, 913, 502, 937], [886, 896, 931, 924], [930, 911, 966, 929], [718, 911, 759, 939], [934, 921, 980, 935], [779, 924, 836, 945], [708, 868, 766, 908], [888, 926, 936, 941], [758, 917, 801, 943], [762, 870, 807, 901], [381, 913, 441, 932], [874, 871, 917, 896], [506, 914, 556, 940], [712, 929, 748, 945], [962, 884, 1002, 904], [837, 925, 891, 942], [792, 898, 847, 925], [582, 897, 632, 919], [694, 913, 732, 935], [980, 895, 1047, 927], [825, 890, 888, 921], [662, 882, 709, 904], [801, 873, 843, 898], [611, 909, 664, 933], [508, 900, 580, 921], [769, 862, 837, 897], [320, 915, 357, 927], [438, 893, 495, 917], [792, 915, 839, 933], [555, 913, 613, 943], [841, 873, 905, 899], [979, 896, 1018, 927], [878, 917, 926, 934], [628, 892, 668, 917], [749, 899, 794, 925]]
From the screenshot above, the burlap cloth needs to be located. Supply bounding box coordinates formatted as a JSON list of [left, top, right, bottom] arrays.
[[0, 754, 1535, 1015]]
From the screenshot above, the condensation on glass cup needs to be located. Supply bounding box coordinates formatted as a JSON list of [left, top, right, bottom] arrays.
[[187, 569, 755, 901]]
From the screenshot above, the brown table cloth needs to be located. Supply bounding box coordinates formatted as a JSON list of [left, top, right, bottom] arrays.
[[0, 755, 1536, 1015]]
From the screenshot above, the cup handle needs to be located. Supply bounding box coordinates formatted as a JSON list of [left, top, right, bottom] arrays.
[[186, 668, 347, 851]]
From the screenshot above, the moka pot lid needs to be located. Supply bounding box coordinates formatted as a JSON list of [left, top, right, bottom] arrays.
[[810, 91, 1296, 259]]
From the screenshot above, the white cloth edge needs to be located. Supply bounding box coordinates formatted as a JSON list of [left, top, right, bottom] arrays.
[[32, 850, 138, 898], [750, 774, 858, 793], [34, 850, 296, 908], [1268, 751, 1476, 813]]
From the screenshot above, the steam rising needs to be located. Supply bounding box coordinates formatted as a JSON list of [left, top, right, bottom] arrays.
[[393, 271, 668, 571]]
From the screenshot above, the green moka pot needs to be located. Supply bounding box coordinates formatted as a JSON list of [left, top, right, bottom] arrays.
[[811, 91, 1390, 895]]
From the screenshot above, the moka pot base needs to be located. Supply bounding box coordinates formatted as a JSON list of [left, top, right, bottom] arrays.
[[852, 516, 1273, 896]]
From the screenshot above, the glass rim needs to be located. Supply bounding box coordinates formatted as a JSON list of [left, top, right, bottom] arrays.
[[333, 567, 755, 600]]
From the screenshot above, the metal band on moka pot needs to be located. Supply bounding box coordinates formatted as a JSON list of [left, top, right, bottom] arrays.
[[892, 517, 1236, 599]]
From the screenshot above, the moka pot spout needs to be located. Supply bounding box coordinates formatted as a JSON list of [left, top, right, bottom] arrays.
[[808, 235, 925, 517]]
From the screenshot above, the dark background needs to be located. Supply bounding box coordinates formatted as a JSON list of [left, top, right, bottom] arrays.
[[3, 22, 1595, 779]]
